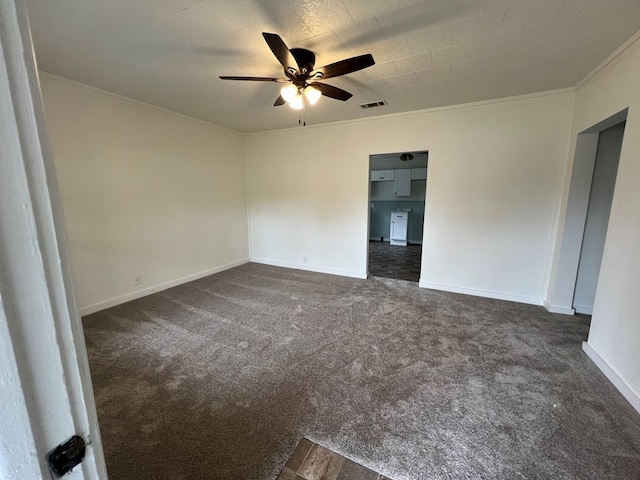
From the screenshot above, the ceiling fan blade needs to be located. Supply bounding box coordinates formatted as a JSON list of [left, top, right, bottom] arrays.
[[311, 54, 375, 80], [219, 76, 289, 82], [274, 95, 286, 106], [262, 32, 299, 74], [309, 82, 353, 101]]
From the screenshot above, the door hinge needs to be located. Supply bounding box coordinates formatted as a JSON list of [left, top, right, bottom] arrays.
[[46, 435, 86, 478]]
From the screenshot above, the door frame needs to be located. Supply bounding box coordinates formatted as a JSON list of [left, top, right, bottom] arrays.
[[572, 121, 625, 314], [366, 151, 428, 281], [0, 1, 106, 478], [544, 108, 628, 314]]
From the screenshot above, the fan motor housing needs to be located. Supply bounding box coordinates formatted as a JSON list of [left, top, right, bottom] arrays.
[[290, 48, 316, 75]]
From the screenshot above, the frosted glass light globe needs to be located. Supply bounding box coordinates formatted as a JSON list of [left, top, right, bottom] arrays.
[[280, 84, 299, 103], [289, 94, 304, 110], [304, 85, 321, 105]]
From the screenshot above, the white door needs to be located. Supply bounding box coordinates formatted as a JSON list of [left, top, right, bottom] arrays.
[[0, 2, 107, 478]]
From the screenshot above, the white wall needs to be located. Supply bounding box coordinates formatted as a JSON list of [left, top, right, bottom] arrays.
[[558, 34, 640, 410], [40, 75, 249, 314], [245, 91, 574, 303]]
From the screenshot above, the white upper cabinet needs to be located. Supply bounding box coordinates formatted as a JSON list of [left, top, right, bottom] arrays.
[[371, 170, 395, 181], [411, 167, 427, 180], [394, 169, 412, 196]]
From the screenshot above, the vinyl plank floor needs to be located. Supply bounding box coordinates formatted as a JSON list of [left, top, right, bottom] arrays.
[[278, 439, 390, 480], [368, 240, 422, 282]]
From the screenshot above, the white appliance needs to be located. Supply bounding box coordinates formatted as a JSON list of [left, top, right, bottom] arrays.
[[390, 211, 409, 246]]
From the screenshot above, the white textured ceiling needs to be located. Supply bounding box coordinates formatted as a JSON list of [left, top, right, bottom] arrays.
[[26, 0, 640, 133]]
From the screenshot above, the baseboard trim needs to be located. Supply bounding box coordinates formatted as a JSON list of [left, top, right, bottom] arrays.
[[251, 257, 367, 280], [574, 305, 593, 315], [543, 300, 576, 315], [582, 342, 640, 415], [418, 281, 543, 306], [368, 238, 423, 245], [78, 258, 250, 316]]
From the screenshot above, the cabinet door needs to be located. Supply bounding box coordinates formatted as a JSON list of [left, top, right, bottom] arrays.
[[394, 169, 412, 196], [371, 170, 395, 181], [411, 167, 427, 180], [390, 218, 408, 241], [389, 214, 409, 245]]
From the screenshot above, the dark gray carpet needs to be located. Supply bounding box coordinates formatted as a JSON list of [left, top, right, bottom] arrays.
[[82, 263, 640, 479]]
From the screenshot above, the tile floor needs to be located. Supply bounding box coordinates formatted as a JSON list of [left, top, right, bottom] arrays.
[[368, 240, 422, 282], [278, 438, 391, 480]]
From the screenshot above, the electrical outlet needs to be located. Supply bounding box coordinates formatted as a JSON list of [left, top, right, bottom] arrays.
[[303, 256, 308, 264], [134, 275, 142, 286]]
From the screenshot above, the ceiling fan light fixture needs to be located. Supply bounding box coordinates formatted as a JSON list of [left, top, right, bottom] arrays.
[[304, 85, 321, 105], [220, 33, 375, 111], [399, 153, 414, 162]]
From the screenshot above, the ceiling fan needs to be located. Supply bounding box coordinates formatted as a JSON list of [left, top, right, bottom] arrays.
[[219, 32, 375, 109]]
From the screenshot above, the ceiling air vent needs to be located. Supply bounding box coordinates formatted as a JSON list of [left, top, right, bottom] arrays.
[[360, 100, 387, 109]]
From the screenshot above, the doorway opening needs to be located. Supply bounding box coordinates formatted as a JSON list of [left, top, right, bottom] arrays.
[[367, 151, 427, 282], [548, 108, 627, 315], [573, 120, 626, 314]]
